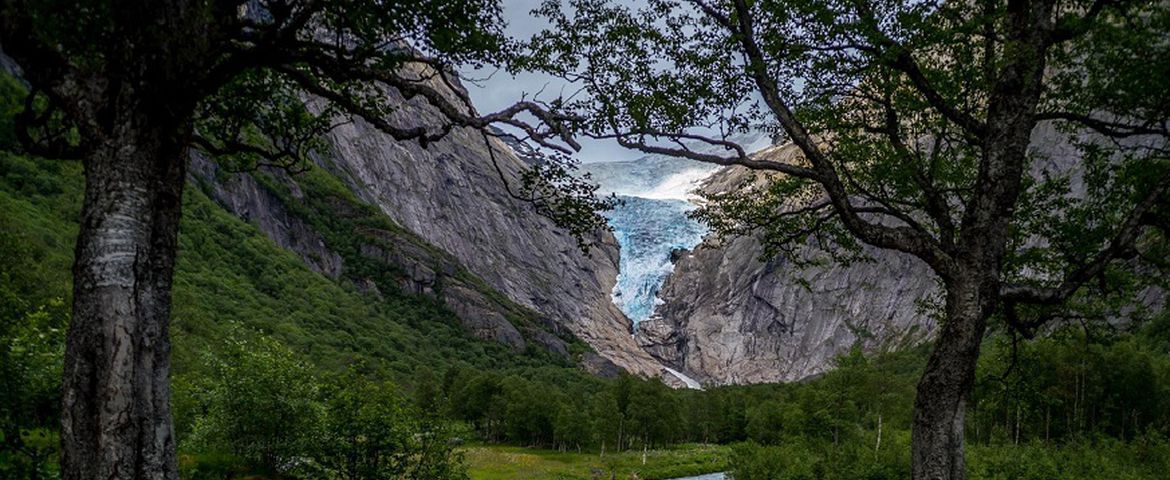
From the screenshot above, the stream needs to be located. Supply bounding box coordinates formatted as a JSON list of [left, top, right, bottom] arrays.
[[668, 473, 726, 480]]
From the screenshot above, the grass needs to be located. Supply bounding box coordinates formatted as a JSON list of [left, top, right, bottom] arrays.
[[463, 443, 729, 480]]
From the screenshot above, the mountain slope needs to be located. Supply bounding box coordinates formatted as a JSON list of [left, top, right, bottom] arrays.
[[0, 149, 580, 383], [637, 125, 1166, 386], [305, 78, 667, 378]]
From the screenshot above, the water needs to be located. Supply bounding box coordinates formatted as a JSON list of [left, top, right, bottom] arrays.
[[663, 366, 704, 390], [668, 473, 726, 480], [605, 196, 709, 323]]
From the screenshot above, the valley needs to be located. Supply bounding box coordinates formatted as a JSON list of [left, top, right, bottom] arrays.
[[2, 0, 1169, 478]]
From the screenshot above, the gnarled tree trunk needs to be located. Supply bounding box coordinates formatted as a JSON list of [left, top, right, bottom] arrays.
[[910, 273, 994, 480], [61, 99, 190, 480]]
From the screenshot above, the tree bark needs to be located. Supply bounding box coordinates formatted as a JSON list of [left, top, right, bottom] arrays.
[[61, 101, 190, 480], [911, 275, 992, 480]]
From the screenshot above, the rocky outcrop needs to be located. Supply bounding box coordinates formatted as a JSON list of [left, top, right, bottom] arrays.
[[636, 146, 940, 385], [309, 74, 669, 379], [639, 228, 939, 385], [188, 66, 666, 377], [189, 155, 345, 279]]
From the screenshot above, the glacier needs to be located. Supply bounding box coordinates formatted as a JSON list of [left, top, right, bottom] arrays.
[[604, 195, 708, 323], [581, 132, 771, 326]]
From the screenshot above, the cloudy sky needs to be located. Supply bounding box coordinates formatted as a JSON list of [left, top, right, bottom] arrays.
[[460, 0, 639, 164]]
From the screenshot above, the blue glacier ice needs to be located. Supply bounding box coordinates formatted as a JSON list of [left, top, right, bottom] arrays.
[[604, 195, 707, 323], [581, 133, 772, 326]]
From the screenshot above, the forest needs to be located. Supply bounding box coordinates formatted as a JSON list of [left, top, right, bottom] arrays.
[[2, 71, 1169, 479]]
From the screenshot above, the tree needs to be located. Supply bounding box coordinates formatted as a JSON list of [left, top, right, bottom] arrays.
[[0, 1, 602, 478], [318, 372, 466, 480], [520, 0, 1170, 478], [745, 400, 787, 445], [553, 400, 590, 451], [186, 335, 323, 475], [586, 389, 619, 452]]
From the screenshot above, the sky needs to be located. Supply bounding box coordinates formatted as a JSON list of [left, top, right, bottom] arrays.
[[460, 0, 641, 164]]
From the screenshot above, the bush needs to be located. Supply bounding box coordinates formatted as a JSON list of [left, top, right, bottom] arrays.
[[184, 334, 324, 475]]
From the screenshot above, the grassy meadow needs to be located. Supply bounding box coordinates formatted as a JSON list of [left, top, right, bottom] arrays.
[[463, 443, 728, 480]]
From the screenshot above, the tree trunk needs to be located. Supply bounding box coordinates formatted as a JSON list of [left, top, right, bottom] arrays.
[[61, 107, 190, 480], [911, 277, 991, 480]]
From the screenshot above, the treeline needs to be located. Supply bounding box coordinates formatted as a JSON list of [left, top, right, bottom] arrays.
[[421, 347, 922, 453], [727, 318, 1170, 480], [175, 335, 466, 479], [177, 319, 1170, 479], [972, 324, 1170, 444]]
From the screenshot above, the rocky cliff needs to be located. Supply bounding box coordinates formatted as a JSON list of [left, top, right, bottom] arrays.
[[635, 124, 1165, 386], [316, 94, 669, 378], [188, 69, 668, 379], [635, 144, 939, 385]]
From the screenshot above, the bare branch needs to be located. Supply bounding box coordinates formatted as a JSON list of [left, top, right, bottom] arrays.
[[0, 0, 102, 144], [13, 88, 88, 159], [278, 66, 457, 146], [592, 130, 822, 179], [191, 132, 315, 174], [271, 48, 583, 153]]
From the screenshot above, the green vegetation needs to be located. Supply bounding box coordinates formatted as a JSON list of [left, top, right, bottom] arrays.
[[724, 320, 1170, 480], [464, 444, 729, 480], [178, 336, 466, 479], [1, 74, 1168, 479], [0, 74, 596, 476], [521, 0, 1170, 476]]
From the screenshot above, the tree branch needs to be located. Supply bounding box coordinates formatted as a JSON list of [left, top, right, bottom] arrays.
[[1036, 111, 1170, 139], [853, 0, 989, 139], [1001, 178, 1169, 305], [593, 130, 821, 179], [0, 0, 102, 144], [712, 0, 956, 275], [13, 88, 88, 159], [1048, 0, 1136, 44]]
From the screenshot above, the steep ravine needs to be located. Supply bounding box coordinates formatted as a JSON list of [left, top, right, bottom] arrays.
[[318, 103, 668, 379]]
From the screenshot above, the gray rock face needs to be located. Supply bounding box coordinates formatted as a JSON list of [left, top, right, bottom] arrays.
[[636, 124, 1165, 386], [441, 283, 528, 351], [189, 155, 345, 279], [0, 52, 22, 80], [320, 110, 666, 377], [637, 159, 940, 385], [190, 135, 593, 360], [188, 85, 670, 375], [641, 231, 939, 384]]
